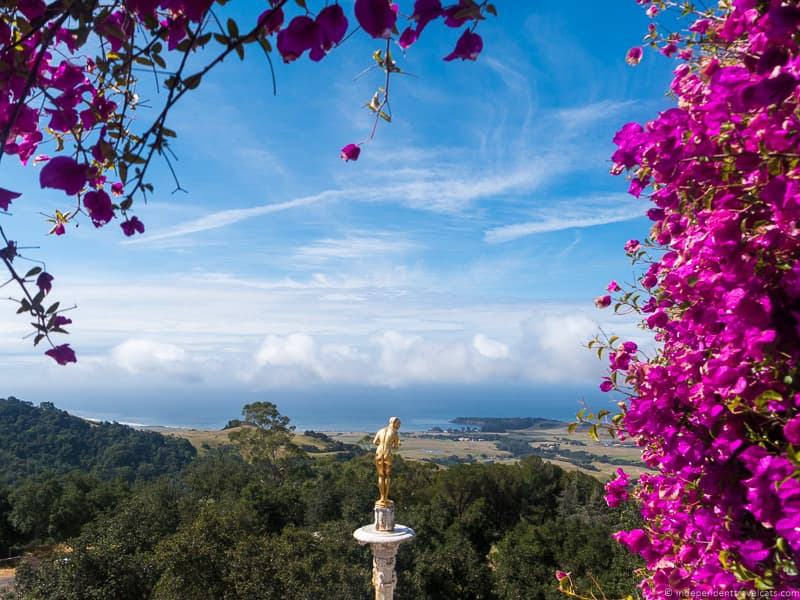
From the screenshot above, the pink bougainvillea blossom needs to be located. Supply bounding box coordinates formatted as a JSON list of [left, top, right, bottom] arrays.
[[340, 143, 361, 161], [39, 156, 87, 195], [444, 30, 482, 61], [52, 315, 72, 328], [604, 468, 630, 508], [45, 344, 76, 365], [120, 216, 145, 237], [0, 188, 21, 211], [277, 16, 318, 63], [602, 0, 800, 595], [626, 46, 643, 66], [354, 0, 397, 39], [312, 4, 348, 61], [83, 189, 114, 227], [258, 5, 284, 35], [594, 295, 611, 309], [36, 272, 53, 295]]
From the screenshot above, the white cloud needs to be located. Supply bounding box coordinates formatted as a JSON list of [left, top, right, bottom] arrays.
[[125, 190, 347, 245], [0, 263, 651, 393], [294, 233, 416, 263], [484, 194, 645, 244], [473, 333, 510, 359], [111, 339, 188, 375]]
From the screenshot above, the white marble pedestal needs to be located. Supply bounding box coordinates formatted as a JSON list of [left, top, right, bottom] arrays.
[[354, 505, 415, 600]]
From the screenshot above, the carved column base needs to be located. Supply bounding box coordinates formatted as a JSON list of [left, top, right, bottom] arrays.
[[374, 502, 395, 532], [354, 524, 415, 600]]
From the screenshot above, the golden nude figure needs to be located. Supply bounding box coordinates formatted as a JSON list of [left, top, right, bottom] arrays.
[[373, 416, 401, 507]]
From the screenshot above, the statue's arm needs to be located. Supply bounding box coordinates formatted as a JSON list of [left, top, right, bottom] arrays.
[[373, 431, 381, 446]]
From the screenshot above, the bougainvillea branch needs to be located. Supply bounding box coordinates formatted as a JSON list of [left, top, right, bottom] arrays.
[[0, 0, 495, 363], [588, 0, 800, 596]]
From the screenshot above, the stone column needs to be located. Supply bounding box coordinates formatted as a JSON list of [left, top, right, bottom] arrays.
[[354, 503, 415, 600]]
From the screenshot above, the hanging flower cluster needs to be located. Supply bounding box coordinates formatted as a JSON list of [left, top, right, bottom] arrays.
[[592, 0, 800, 595], [0, 0, 494, 363]]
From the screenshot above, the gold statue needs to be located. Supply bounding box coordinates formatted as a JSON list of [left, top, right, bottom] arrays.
[[373, 416, 401, 507]]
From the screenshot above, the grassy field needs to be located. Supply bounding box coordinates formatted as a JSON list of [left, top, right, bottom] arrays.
[[328, 426, 647, 480], [143, 426, 330, 453], [147, 422, 647, 481]]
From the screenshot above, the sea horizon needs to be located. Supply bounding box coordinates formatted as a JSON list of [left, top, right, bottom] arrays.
[[46, 382, 604, 433]]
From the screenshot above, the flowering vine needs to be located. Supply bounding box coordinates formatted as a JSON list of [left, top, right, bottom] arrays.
[[0, 0, 495, 363], [586, 0, 800, 595]]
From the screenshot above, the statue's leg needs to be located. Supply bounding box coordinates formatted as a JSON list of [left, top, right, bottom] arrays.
[[377, 460, 386, 503]]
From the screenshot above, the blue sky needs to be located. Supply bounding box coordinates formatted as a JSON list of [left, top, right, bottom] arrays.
[[0, 2, 674, 427]]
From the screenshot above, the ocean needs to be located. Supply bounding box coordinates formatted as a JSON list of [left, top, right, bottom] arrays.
[[59, 382, 607, 432]]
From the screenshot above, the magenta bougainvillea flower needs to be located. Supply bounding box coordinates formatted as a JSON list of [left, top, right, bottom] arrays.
[[444, 30, 482, 61], [607, 280, 621, 292], [626, 46, 643, 66], [83, 189, 114, 227], [340, 143, 361, 161], [312, 4, 348, 61], [0, 241, 17, 262], [45, 344, 76, 365], [399, 0, 442, 49], [120, 216, 145, 237], [594, 295, 611, 309], [277, 16, 318, 63], [398, 26, 418, 49], [601, 0, 800, 595], [258, 5, 284, 35], [39, 156, 87, 195], [604, 468, 630, 508], [52, 315, 72, 328], [36, 272, 53, 295], [412, 0, 443, 33], [0, 188, 21, 211], [277, 6, 348, 63], [442, 0, 472, 27], [623, 239, 641, 254], [354, 0, 397, 39], [785, 417, 800, 445]]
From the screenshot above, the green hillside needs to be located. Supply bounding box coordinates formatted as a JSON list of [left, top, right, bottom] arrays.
[[0, 397, 196, 485]]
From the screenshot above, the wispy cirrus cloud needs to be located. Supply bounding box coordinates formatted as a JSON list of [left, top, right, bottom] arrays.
[[294, 232, 417, 263], [484, 194, 645, 244], [129, 73, 636, 244], [123, 190, 347, 245]]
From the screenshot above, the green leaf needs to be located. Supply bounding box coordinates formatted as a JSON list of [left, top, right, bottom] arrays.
[[755, 390, 782, 409], [183, 73, 202, 89], [25, 266, 42, 278], [227, 18, 239, 38]]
